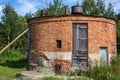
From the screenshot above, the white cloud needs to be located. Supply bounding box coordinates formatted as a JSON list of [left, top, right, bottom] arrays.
[[16, 0, 42, 16], [105, 0, 120, 13], [64, 0, 120, 13], [0, 5, 3, 20], [113, 2, 120, 13], [64, 0, 83, 6], [0, 5, 2, 11], [0, 0, 120, 18], [65, 0, 82, 3]]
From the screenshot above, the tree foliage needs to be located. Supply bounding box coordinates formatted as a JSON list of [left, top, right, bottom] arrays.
[[82, 0, 116, 19], [95, 0, 106, 16], [24, 12, 33, 20], [0, 4, 27, 53], [106, 3, 116, 19], [35, 9, 41, 17], [47, 0, 65, 16], [82, 0, 96, 15]]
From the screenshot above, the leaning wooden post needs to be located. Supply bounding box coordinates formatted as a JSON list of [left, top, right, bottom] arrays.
[[0, 28, 28, 54]]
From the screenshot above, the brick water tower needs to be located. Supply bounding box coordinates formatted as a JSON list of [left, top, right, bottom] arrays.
[[27, 6, 116, 73]]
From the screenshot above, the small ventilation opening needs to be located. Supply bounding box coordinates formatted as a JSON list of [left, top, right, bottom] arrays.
[[56, 40, 62, 48]]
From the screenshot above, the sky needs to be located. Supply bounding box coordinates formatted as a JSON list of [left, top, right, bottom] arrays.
[[0, 0, 120, 18]]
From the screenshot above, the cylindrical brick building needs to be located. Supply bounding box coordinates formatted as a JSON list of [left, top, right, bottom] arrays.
[[28, 11, 116, 72]]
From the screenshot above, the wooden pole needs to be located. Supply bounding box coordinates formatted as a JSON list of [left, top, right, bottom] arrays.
[[0, 28, 28, 54]]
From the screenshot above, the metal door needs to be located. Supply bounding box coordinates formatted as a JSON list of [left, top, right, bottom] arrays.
[[72, 23, 88, 68], [100, 47, 108, 66]]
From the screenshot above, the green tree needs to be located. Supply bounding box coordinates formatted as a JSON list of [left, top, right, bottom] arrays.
[[0, 23, 6, 49], [82, 0, 96, 15], [106, 3, 116, 19], [95, 0, 106, 16], [24, 12, 33, 20], [0, 4, 27, 53], [47, 0, 65, 16], [82, 0, 116, 19], [34, 9, 41, 17]]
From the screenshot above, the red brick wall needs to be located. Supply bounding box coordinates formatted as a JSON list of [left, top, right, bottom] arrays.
[[54, 59, 71, 72], [88, 21, 116, 55], [29, 15, 116, 55], [30, 21, 72, 52]]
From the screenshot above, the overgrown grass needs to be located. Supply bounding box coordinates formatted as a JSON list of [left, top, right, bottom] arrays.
[[0, 66, 24, 80], [42, 55, 120, 80], [88, 55, 120, 80], [42, 76, 64, 80], [42, 76, 89, 80], [0, 49, 120, 80], [0, 49, 27, 68], [0, 49, 26, 80], [0, 49, 26, 62]]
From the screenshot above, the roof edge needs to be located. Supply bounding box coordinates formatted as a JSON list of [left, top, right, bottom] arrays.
[[27, 14, 116, 23]]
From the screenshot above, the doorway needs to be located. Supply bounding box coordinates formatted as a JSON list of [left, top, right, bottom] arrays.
[[72, 23, 88, 68], [100, 47, 108, 66]]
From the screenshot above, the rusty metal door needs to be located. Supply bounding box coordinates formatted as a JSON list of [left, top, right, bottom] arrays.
[[72, 23, 88, 68]]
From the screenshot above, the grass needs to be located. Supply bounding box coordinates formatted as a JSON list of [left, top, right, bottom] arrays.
[[0, 49, 26, 80], [42, 76, 89, 80], [42, 76, 64, 80], [0, 49, 27, 68], [0, 66, 24, 80], [0, 49, 120, 80]]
